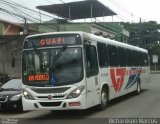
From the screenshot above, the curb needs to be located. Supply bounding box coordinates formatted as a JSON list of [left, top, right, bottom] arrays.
[[151, 71, 160, 74]]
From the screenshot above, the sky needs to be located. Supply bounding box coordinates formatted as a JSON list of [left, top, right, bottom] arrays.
[[106, 0, 160, 22], [0, 0, 160, 23]]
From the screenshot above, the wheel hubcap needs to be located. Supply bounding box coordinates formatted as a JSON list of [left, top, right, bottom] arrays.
[[101, 91, 107, 105], [138, 83, 140, 92]]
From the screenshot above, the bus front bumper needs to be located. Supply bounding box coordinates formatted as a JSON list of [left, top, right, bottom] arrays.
[[22, 95, 86, 111]]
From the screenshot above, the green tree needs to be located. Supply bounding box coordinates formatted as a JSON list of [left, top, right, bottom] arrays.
[[124, 21, 160, 55]]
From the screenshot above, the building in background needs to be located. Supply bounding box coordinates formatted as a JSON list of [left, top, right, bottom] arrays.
[[29, 22, 129, 43], [35, 0, 129, 43], [0, 19, 38, 35]]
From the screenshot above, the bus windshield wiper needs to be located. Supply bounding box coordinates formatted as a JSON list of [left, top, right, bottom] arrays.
[[31, 40, 41, 56], [54, 46, 67, 61], [52, 45, 67, 70]]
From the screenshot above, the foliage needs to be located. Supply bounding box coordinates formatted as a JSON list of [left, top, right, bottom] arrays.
[[123, 21, 160, 55]]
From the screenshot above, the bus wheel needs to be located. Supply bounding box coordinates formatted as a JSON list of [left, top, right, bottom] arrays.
[[136, 80, 141, 94], [98, 87, 108, 110]]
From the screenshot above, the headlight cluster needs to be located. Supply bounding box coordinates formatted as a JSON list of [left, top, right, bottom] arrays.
[[67, 86, 85, 99], [10, 94, 21, 101], [23, 90, 35, 100]]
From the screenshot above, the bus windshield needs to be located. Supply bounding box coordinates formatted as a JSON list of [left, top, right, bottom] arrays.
[[22, 47, 83, 86]]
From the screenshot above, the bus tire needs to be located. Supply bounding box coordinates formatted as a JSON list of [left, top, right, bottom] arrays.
[[136, 79, 141, 95], [98, 87, 108, 110]]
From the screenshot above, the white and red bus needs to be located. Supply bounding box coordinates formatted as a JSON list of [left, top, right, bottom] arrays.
[[21, 31, 150, 111]]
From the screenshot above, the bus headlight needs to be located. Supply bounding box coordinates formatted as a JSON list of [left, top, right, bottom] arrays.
[[67, 86, 85, 99], [23, 90, 35, 100], [10, 94, 21, 101]]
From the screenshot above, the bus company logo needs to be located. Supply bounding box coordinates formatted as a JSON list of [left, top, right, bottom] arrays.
[[110, 68, 145, 92], [110, 68, 126, 92], [125, 68, 141, 90], [48, 95, 52, 100]]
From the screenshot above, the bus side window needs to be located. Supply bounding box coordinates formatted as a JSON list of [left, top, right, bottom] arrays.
[[126, 49, 133, 66], [117, 47, 126, 67], [85, 44, 98, 77], [134, 51, 139, 66], [143, 53, 149, 66], [139, 52, 144, 66], [97, 43, 109, 67], [108, 45, 118, 67]]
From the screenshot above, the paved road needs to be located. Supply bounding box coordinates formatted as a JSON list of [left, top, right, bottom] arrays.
[[0, 74, 160, 120]]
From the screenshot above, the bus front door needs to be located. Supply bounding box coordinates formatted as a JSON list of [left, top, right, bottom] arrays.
[[85, 44, 100, 108]]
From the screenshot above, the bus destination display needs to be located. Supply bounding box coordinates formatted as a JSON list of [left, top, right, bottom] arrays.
[[23, 34, 81, 49]]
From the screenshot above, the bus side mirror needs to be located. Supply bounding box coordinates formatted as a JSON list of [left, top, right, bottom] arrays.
[[12, 57, 15, 67]]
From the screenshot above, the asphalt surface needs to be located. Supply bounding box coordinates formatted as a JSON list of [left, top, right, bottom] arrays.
[[0, 74, 160, 120]]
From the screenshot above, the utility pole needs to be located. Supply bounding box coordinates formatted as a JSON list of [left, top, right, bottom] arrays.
[[23, 18, 28, 35], [140, 18, 142, 23]]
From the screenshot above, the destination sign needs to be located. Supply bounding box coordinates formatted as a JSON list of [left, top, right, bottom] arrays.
[[28, 74, 49, 81], [40, 37, 65, 46], [23, 34, 81, 49]]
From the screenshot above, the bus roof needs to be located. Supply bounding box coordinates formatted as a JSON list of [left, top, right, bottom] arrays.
[[25, 31, 148, 53], [82, 32, 148, 53]]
